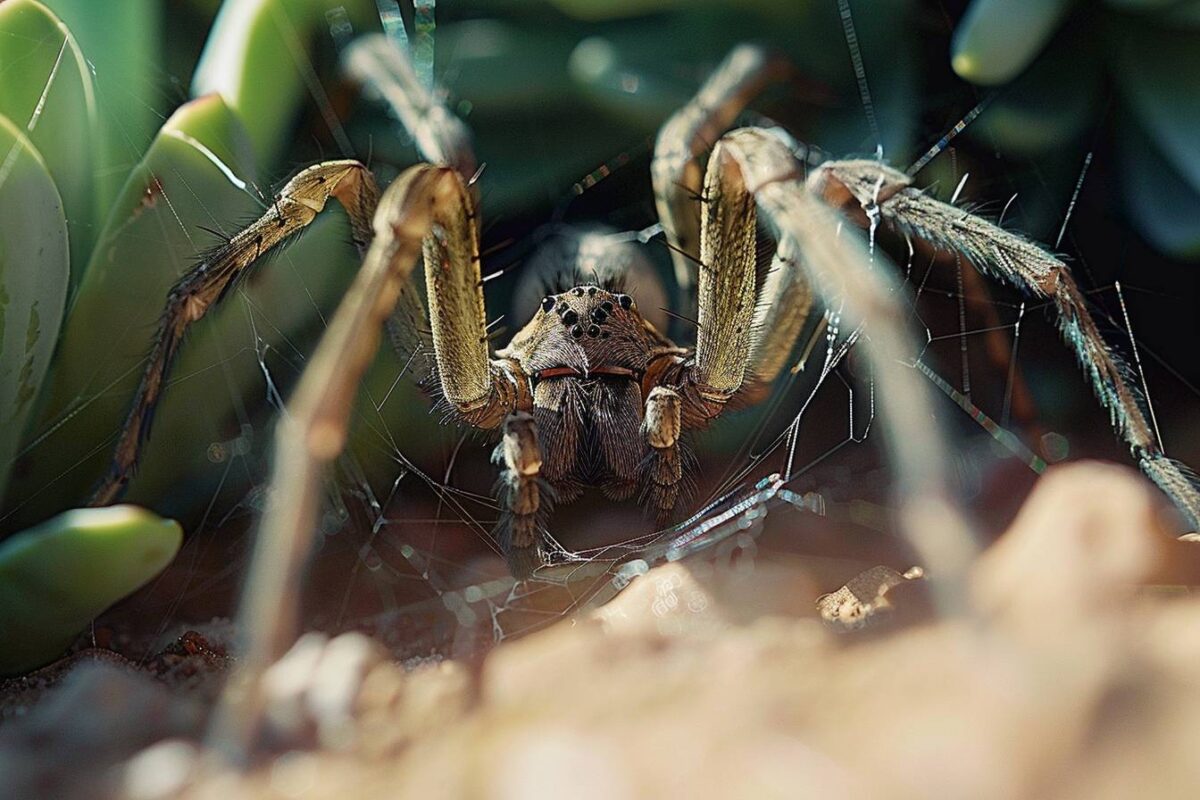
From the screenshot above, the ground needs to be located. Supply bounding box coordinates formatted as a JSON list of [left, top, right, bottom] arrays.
[[3, 461, 1200, 799]]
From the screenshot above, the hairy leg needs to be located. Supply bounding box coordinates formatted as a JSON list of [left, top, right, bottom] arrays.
[[641, 386, 687, 523], [208, 164, 522, 761], [715, 127, 978, 606], [808, 158, 1200, 529], [493, 411, 547, 578], [344, 32, 482, 390], [660, 132, 763, 428], [652, 44, 788, 298], [418, 167, 530, 428], [738, 235, 815, 403], [90, 161, 379, 506]]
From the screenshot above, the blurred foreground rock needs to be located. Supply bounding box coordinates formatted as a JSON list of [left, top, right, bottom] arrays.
[[6, 462, 1200, 798]]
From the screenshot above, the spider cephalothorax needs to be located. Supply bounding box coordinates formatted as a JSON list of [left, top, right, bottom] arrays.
[[485, 284, 677, 574]]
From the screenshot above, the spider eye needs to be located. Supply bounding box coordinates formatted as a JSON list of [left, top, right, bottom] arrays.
[[570, 324, 584, 338], [541, 296, 555, 312], [587, 324, 601, 338], [587, 286, 598, 296], [562, 309, 579, 326], [617, 294, 633, 310], [591, 308, 608, 323], [600, 300, 614, 314]]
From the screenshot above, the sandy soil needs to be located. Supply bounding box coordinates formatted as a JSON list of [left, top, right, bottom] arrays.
[[4, 461, 1200, 799]]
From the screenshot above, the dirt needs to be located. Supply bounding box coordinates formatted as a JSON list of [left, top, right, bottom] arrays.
[[4, 461, 1200, 799]]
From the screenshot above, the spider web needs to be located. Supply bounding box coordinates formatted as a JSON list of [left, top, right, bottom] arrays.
[[8, 0, 1199, 667]]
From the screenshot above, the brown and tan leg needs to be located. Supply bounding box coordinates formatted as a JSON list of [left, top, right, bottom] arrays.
[[419, 166, 528, 429], [344, 32, 481, 388], [493, 411, 547, 578], [737, 235, 815, 404], [207, 164, 524, 761], [641, 386, 685, 523], [701, 127, 978, 607], [652, 44, 789, 298], [344, 33, 476, 180], [89, 160, 379, 506], [671, 133, 762, 428], [807, 158, 1200, 529]]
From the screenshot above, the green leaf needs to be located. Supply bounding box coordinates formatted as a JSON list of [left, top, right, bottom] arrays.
[[4, 95, 363, 527], [436, 20, 577, 115], [40, 0, 163, 227], [952, 0, 1076, 86], [3, 96, 259, 527], [192, 0, 377, 168], [970, 21, 1101, 156], [0, 0, 98, 283], [0, 114, 68, 501], [1111, 19, 1200, 196], [0, 505, 181, 675], [1119, 118, 1200, 259]]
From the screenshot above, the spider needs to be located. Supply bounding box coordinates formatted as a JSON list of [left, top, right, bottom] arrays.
[[90, 40, 1199, 586]]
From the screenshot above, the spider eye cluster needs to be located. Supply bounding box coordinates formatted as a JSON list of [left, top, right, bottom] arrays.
[[538, 287, 635, 340]]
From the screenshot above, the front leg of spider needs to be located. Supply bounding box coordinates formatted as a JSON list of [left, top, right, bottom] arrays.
[[493, 412, 549, 578], [642, 386, 685, 524]]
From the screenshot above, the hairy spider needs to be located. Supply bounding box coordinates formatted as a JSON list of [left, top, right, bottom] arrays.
[[91, 41, 1199, 587]]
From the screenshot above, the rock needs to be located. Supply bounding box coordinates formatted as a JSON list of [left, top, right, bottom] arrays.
[[816, 565, 927, 630], [0, 661, 202, 799], [972, 461, 1171, 631], [261, 632, 387, 751]]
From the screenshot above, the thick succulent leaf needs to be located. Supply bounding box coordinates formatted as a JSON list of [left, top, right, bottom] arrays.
[[1160, 2, 1200, 27], [1111, 19, 1200, 197], [0, 114, 68, 502], [1119, 119, 1200, 259], [0, 505, 181, 675], [3, 95, 259, 527], [1103, 0, 1178, 9], [561, 0, 918, 159], [0, 0, 97, 281], [970, 23, 1101, 156], [4, 95, 363, 528], [436, 20, 577, 115], [192, 0, 377, 168], [951, 0, 1076, 86], [40, 0, 163, 226]]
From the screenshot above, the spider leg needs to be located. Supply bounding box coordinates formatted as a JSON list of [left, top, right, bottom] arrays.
[[345, 32, 483, 392], [493, 411, 549, 578], [738, 235, 815, 403], [89, 160, 379, 506], [419, 168, 529, 428], [209, 164, 522, 760], [675, 134, 816, 421], [685, 132, 762, 420], [652, 44, 788, 299], [641, 386, 688, 523], [343, 33, 476, 179], [698, 127, 977, 606], [809, 159, 1200, 529]]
